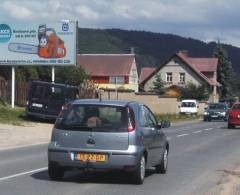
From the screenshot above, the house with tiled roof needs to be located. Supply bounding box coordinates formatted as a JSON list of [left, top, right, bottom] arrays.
[[78, 54, 138, 92], [140, 51, 221, 102]]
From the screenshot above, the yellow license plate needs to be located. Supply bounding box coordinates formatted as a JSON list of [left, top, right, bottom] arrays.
[[76, 153, 107, 162]]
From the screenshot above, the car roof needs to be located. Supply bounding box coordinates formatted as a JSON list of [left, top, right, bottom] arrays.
[[182, 100, 197, 102], [72, 99, 138, 107]]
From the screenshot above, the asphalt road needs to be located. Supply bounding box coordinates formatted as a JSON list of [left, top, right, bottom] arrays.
[[1, 121, 240, 195]]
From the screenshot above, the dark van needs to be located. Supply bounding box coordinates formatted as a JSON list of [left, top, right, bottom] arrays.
[[26, 81, 78, 120]]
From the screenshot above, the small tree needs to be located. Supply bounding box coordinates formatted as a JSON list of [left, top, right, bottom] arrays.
[[152, 74, 166, 95], [179, 82, 210, 101], [55, 66, 89, 86], [213, 42, 233, 98]]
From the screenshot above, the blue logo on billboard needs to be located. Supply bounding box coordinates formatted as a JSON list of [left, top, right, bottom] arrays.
[[62, 23, 69, 31], [0, 24, 11, 43]]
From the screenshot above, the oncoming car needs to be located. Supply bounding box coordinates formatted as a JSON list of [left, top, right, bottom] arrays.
[[203, 103, 228, 121], [48, 99, 169, 184]]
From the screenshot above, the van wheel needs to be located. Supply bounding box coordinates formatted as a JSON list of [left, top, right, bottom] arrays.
[[156, 148, 168, 174], [48, 162, 64, 181], [132, 155, 145, 184]]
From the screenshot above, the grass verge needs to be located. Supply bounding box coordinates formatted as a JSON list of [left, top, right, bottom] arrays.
[[155, 113, 202, 123], [0, 104, 26, 125]]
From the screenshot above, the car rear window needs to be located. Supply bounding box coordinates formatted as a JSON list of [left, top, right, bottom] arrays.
[[55, 104, 128, 132], [181, 102, 196, 107], [31, 85, 64, 100]]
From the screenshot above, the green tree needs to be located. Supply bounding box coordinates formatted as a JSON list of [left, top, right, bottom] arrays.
[[152, 74, 166, 95], [55, 66, 89, 85], [179, 82, 210, 101], [213, 42, 233, 98]]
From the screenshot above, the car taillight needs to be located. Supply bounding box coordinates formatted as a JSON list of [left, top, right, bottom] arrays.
[[127, 107, 135, 132]]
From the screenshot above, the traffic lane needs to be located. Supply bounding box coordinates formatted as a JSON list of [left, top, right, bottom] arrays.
[[163, 121, 226, 137], [0, 144, 48, 179], [1, 123, 240, 195]]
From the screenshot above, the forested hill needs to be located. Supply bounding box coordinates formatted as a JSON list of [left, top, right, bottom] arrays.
[[78, 28, 240, 72]]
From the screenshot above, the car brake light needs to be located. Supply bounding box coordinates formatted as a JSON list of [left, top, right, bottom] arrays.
[[127, 107, 135, 132]]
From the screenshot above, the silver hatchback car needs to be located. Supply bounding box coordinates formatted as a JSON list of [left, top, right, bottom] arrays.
[[48, 99, 169, 184]]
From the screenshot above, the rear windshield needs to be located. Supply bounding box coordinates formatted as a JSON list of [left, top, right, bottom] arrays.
[[181, 102, 196, 107], [232, 104, 240, 110], [55, 104, 128, 132], [209, 104, 227, 110], [31, 85, 64, 101]]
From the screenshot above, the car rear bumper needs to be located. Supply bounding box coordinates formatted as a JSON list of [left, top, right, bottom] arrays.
[[48, 143, 143, 170], [26, 110, 58, 120]]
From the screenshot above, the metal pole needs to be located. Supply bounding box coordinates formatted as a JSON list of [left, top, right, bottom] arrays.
[[52, 66, 55, 83], [115, 77, 118, 99], [11, 66, 15, 108]]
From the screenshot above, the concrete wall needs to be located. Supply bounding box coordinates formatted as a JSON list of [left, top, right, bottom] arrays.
[[101, 90, 208, 115]]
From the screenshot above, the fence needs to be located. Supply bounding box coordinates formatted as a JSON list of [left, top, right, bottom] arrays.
[[0, 80, 29, 106], [0, 80, 98, 106]]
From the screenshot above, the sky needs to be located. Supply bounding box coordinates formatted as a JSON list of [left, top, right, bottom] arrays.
[[1, 0, 240, 47]]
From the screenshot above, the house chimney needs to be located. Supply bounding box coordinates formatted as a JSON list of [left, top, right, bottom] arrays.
[[130, 47, 135, 54], [179, 50, 188, 58]]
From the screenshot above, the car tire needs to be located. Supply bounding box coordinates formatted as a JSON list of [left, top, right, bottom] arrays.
[[48, 162, 64, 181], [155, 148, 168, 174], [228, 122, 234, 129], [132, 155, 146, 184]]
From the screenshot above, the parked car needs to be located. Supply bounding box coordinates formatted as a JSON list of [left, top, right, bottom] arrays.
[[228, 102, 240, 129], [26, 81, 78, 120], [179, 99, 198, 115], [48, 99, 169, 184], [203, 103, 228, 121]]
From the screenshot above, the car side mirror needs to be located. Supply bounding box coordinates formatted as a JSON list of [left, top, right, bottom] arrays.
[[160, 120, 171, 128]]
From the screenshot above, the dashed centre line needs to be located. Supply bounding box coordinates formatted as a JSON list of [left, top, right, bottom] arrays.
[[192, 130, 202, 134], [204, 128, 213, 131], [176, 133, 189, 137]]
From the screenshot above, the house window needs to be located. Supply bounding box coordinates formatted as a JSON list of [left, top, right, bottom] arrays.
[[109, 77, 125, 84], [166, 73, 172, 83], [179, 73, 185, 83]]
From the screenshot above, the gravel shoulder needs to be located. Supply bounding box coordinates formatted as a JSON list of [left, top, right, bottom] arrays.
[[0, 122, 53, 149]]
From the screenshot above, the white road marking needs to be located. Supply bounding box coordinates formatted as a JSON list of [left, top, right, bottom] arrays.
[[217, 126, 224, 128], [0, 167, 47, 182], [176, 133, 189, 137], [204, 128, 213, 131], [0, 142, 49, 151], [192, 130, 202, 134]]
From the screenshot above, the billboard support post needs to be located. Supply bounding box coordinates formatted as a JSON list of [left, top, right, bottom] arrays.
[[52, 66, 55, 83], [11, 66, 15, 108]]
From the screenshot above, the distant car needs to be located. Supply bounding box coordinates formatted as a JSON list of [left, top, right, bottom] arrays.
[[26, 81, 78, 120], [203, 103, 228, 121], [48, 99, 169, 184], [179, 99, 198, 115], [228, 102, 240, 129]]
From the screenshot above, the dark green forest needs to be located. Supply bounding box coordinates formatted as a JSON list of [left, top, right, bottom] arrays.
[[78, 28, 240, 73]]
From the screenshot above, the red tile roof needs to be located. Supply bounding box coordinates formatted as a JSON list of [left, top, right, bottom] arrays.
[[139, 67, 156, 83], [77, 54, 135, 77], [141, 51, 220, 87]]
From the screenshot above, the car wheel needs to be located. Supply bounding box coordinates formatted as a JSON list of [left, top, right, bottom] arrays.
[[208, 118, 211, 122], [132, 155, 146, 184], [155, 148, 168, 174], [228, 122, 234, 129], [48, 162, 64, 181]]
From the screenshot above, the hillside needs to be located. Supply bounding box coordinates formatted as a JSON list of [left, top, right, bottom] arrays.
[[78, 28, 240, 72]]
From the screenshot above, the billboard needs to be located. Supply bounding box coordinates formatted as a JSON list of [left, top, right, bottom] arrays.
[[0, 21, 77, 66]]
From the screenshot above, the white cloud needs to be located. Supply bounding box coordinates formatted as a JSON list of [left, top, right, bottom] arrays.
[[1, 0, 240, 46], [3, 1, 33, 19]]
